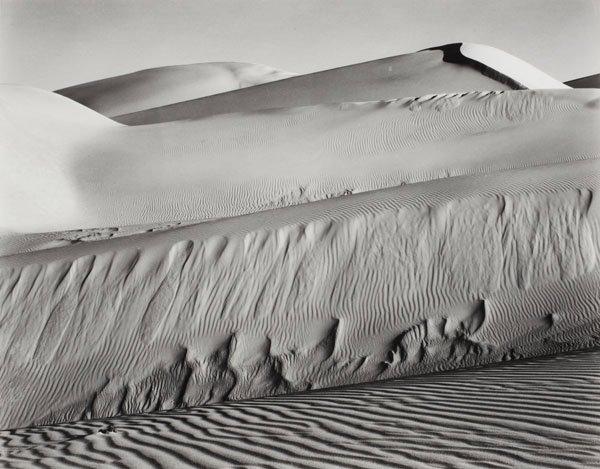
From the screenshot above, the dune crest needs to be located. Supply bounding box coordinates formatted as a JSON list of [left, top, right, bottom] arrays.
[[56, 62, 296, 117], [429, 43, 570, 90], [113, 43, 567, 125]]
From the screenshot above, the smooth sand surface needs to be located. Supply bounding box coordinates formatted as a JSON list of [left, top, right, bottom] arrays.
[[1, 157, 598, 429], [2, 86, 598, 239], [1, 348, 598, 468], [56, 62, 296, 117], [114, 43, 553, 125]]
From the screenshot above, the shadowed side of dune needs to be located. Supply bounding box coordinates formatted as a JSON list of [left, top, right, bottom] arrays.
[[427, 43, 525, 89], [113, 43, 568, 126], [113, 45, 522, 125], [566, 73, 600, 88], [436, 43, 569, 90]]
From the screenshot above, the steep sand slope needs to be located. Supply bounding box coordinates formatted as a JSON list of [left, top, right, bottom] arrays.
[[456, 43, 569, 90], [566, 73, 600, 88], [1, 348, 598, 468], [1, 156, 599, 429], [2, 86, 598, 238], [56, 62, 296, 117], [114, 43, 567, 125]]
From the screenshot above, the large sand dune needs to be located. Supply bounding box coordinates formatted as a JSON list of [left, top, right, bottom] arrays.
[[1, 348, 598, 468], [114, 43, 569, 126], [1, 86, 597, 240], [1, 43, 598, 468], [1, 155, 598, 428], [56, 62, 296, 117]]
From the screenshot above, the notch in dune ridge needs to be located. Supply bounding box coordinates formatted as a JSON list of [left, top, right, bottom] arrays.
[[428, 43, 570, 90]]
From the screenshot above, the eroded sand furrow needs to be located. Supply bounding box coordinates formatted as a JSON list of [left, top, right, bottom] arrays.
[[1, 349, 598, 468], [0, 159, 599, 429]]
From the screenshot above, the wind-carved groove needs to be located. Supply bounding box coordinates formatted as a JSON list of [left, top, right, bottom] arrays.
[[578, 188, 594, 217], [81, 377, 111, 421], [120, 250, 142, 286], [496, 194, 507, 222], [383, 300, 490, 371], [77, 255, 97, 293]]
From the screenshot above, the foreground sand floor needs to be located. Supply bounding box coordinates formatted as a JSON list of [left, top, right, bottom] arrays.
[[1, 348, 598, 468]]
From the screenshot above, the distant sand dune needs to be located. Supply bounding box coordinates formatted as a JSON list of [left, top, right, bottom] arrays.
[[56, 62, 296, 118], [1, 348, 598, 468], [114, 43, 568, 125]]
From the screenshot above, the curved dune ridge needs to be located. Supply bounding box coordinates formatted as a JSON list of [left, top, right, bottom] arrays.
[[445, 43, 570, 90], [0, 157, 599, 429], [56, 62, 297, 117], [1, 85, 599, 238], [112, 43, 569, 126], [0, 86, 119, 241], [1, 348, 598, 468]]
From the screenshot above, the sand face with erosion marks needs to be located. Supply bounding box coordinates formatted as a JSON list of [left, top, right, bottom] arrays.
[[0, 42, 598, 465]]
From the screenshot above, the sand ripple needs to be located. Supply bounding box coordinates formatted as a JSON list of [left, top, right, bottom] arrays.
[[1, 348, 598, 468]]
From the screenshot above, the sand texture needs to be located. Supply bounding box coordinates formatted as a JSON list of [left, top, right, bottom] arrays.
[[2, 86, 598, 238], [0, 43, 598, 469], [113, 43, 566, 126], [1, 155, 599, 428], [1, 348, 598, 468]]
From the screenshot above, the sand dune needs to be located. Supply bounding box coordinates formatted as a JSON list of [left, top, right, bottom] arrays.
[[1, 348, 598, 468], [0, 86, 119, 241], [2, 86, 598, 239], [1, 42, 598, 469], [455, 43, 570, 90], [1, 155, 598, 428], [56, 62, 296, 117], [566, 73, 600, 88], [114, 43, 567, 126]]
